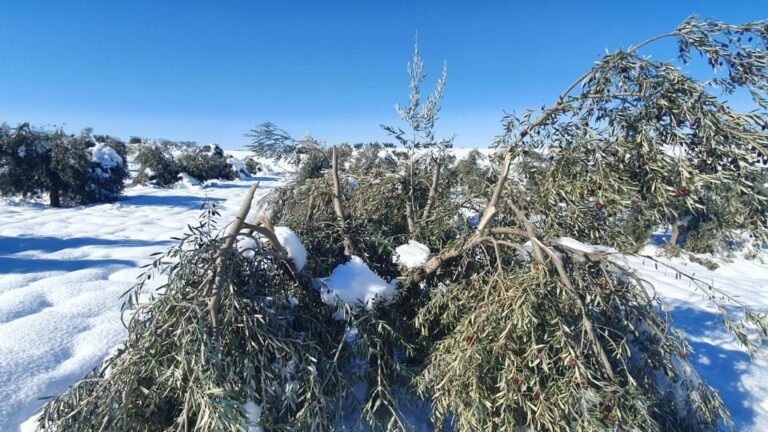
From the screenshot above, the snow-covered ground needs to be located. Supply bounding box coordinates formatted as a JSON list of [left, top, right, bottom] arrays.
[[623, 243, 768, 430], [0, 150, 766, 431], [0, 157, 287, 431]]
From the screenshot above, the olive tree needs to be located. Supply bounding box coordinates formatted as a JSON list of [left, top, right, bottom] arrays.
[[0, 123, 128, 206], [38, 17, 768, 432]]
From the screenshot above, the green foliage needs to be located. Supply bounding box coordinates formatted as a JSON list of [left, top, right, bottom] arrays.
[[381, 37, 454, 238], [178, 148, 235, 182], [132, 143, 180, 187], [87, 135, 130, 203], [39, 16, 768, 432], [0, 123, 48, 199], [0, 123, 128, 206], [133, 142, 237, 187], [48, 129, 92, 204], [247, 122, 326, 165], [243, 156, 263, 174], [415, 262, 728, 431], [512, 17, 768, 253], [39, 206, 350, 431], [264, 18, 768, 430]]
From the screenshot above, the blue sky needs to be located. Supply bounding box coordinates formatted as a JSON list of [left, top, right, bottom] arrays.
[[0, 1, 765, 149]]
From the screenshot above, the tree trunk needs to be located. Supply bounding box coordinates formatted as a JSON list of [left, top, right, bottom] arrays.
[[405, 201, 415, 235], [49, 187, 60, 207], [421, 159, 442, 222], [669, 224, 682, 247], [331, 146, 354, 258]]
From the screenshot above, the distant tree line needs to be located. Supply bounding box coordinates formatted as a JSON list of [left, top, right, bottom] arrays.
[[130, 140, 259, 187], [0, 124, 261, 206]]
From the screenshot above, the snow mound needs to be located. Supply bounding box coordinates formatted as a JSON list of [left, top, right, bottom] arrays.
[[274, 226, 307, 271], [322, 256, 398, 307], [242, 400, 263, 432], [237, 236, 258, 259], [177, 172, 201, 188], [90, 143, 123, 169], [237, 226, 307, 271], [393, 240, 430, 269], [227, 157, 251, 179]]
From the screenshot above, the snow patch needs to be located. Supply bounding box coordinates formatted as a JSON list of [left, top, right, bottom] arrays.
[[237, 226, 307, 271], [274, 226, 307, 272], [242, 400, 263, 432], [347, 177, 359, 190], [177, 172, 201, 188], [237, 236, 259, 259], [393, 240, 430, 269], [142, 166, 156, 178], [377, 149, 395, 162], [552, 237, 598, 255], [321, 256, 398, 307], [90, 143, 123, 169], [227, 157, 251, 179]]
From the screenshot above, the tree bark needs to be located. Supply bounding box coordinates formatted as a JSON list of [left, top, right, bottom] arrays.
[[49, 187, 60, 208], [669, 224, 681, 247], [208, 181, 260, 331], [331, 146, 354, 258], [405, 201, 415, 234], [421, 158, 442, 222]]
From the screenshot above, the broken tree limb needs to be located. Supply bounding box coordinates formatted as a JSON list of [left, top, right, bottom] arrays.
[[207, 181, 259, 337], [409, 30, 685, 287], [242, 221, 289, 258]]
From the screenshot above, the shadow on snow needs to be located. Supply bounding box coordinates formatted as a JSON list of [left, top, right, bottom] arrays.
[[669, 305, 757, 430], [120, 194, 225, 209], [0, 236, 173, 274]]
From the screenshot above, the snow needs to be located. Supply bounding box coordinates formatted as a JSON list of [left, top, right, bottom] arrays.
[[177, 172, 201, 188], [625, 243, 768, 430], [0, 172, 285, 431], [1, 148, 767, 431], [393, 240, 430, 269], [551, 236, 598, 255], [237, 236, 259, 259], [227, 156, 251, 179], [377, 149, 395, 162], [242, 400, 264, 432], [321, 256, 398, 308], [90, 143, 123, 169], [347, 177, 359, 190], [273, 226, 307, 272]]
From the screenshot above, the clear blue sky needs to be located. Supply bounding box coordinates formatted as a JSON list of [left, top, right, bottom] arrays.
[[0, 1, 765, 149]]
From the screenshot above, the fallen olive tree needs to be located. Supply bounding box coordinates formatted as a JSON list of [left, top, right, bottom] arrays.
[[39, 16, 768, 431]]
